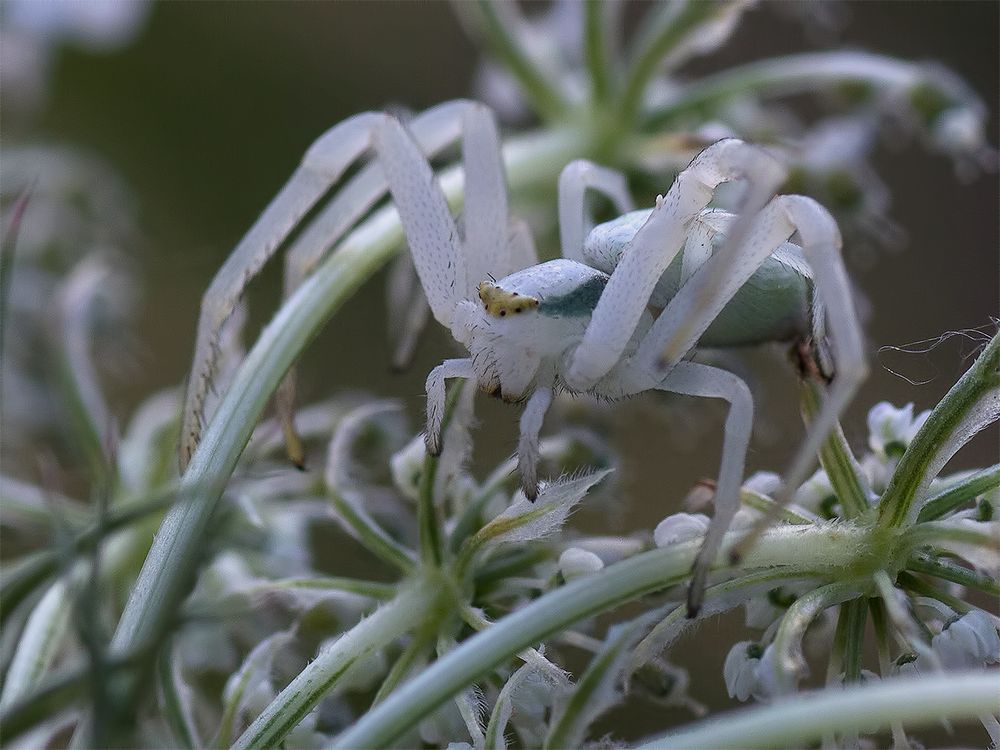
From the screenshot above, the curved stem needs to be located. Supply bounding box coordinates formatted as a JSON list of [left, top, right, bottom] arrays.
[[584, 0, 613, 105], [232, 583, 431, 750], [467, 0, 571, 122], [620, 1, 734, 124], [916, 463, 1000, 523], [879, 333, 1000, 529], [772, 580, 865, 694], [906, 552, 999, 596], [643, 51, 936, 129], [330, 523, 866, 749], [636, 672, 999, 749]]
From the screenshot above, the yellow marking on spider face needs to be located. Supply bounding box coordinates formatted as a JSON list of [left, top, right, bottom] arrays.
[[477, 281, 540, 318]]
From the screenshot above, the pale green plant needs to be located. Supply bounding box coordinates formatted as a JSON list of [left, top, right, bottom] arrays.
[[1, 3, 997, 749]]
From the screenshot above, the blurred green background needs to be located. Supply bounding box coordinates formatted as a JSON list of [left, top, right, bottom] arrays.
[[3, 1, 997, 739]]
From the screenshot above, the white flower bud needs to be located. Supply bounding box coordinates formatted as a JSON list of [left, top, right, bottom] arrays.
[[558, 547, 604, 580], [794, 468, 836, 516], [389, 435, 425, 502], [723, 640, 763, 702], [867, 402, 930, 458], [933, 610, 1000, 669], [744, 471, 783, 496], [654, 513, 710, 548]]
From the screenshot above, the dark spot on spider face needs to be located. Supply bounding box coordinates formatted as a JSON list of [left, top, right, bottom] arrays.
[[514, 307, 522, 313], [499, 310, 506, 316]]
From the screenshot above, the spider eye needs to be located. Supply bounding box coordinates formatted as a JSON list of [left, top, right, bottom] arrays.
[[499, 310, 506, 317]]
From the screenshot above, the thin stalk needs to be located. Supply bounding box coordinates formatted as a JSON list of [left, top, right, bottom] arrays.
[[632, 567, 827, 670], [904, 520, 999, 550], [1, 487, 181, 623], [772, 580, 865, 694], [241, 576, 397, 601], [328, 491, 417, 573], [917, 463, 1000, 522], [108, 127, 584, 670], [233, 583, 432, 750], [371, 629, 433, 706], [620, 1, 733, 124], [740, 488, 812, 524], [0, 644, 147, 745], [897, 572, 971, 615], [331, 523, 867, 749], [906, 553, 1000, 596], [418, 380, 464, 567], [156, 644, 199, 750], [643, 51, 940, 129], [543, 613, 649, 750], [869, 600, 911, 750], [584, 0, 612, 105], [468, 0, 571, 122], [801, 379, 869, 519], [0, 187, 31, 422], [879, 333, 1000, 529], [637, 672, 999, 749], [0, 579, 73, 709], [839, 599, 868, 683]]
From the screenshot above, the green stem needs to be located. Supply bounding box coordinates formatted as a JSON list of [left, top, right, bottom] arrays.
[[916, 463, 1000, 522], [1, 488, 180, 623], [108, 127, 584, 667], [772, 580, 865, 694], [839, 599, 868, 683], [371, 630, 432, 706], [620, 1, 733, 124], [469, 0, 571, 122], [331, 523, 866, 748], [904, 520, 999, 551], [636, 672, 999, 749], [232, 583, 431, 750], [897, 572, 970, 615], [584, 0, 612, 105], [242, 576, 397, 601], [801, 379, 869, 519], [906, 552, 999, 596], [879, 333, 1000, 529], [869, 600, 911, 750], [643, 51, 938, 129], [328, 491, 417, 573], [740, 488, 812, 524], [633, 567, 827, 670]]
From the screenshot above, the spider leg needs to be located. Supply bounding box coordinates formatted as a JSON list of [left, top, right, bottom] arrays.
[[183, 111, 396, 468], [517, 387, 554, 501], [282, 101, 482, 295], [385, 250, 432, 372], [277, 102, 507, 460], [507, 217, 539, 271], [733, 197, 868, 559], [460, 104, 511, 296], [645, 361, 753, 617], [425, 358, 476, 456], [557, 160, 634, 263], [635, 195, 866, 571], [184, 105, 492, 469], [564, 139, 785, 392]]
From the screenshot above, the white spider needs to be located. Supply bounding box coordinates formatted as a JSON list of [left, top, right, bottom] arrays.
[[402, 119, 867, 614], [181, 101, 867, 613]]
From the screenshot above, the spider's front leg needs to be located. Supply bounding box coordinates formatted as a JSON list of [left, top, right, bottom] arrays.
[[424, 359, 476, 457], [181, 100, 510, 470]]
